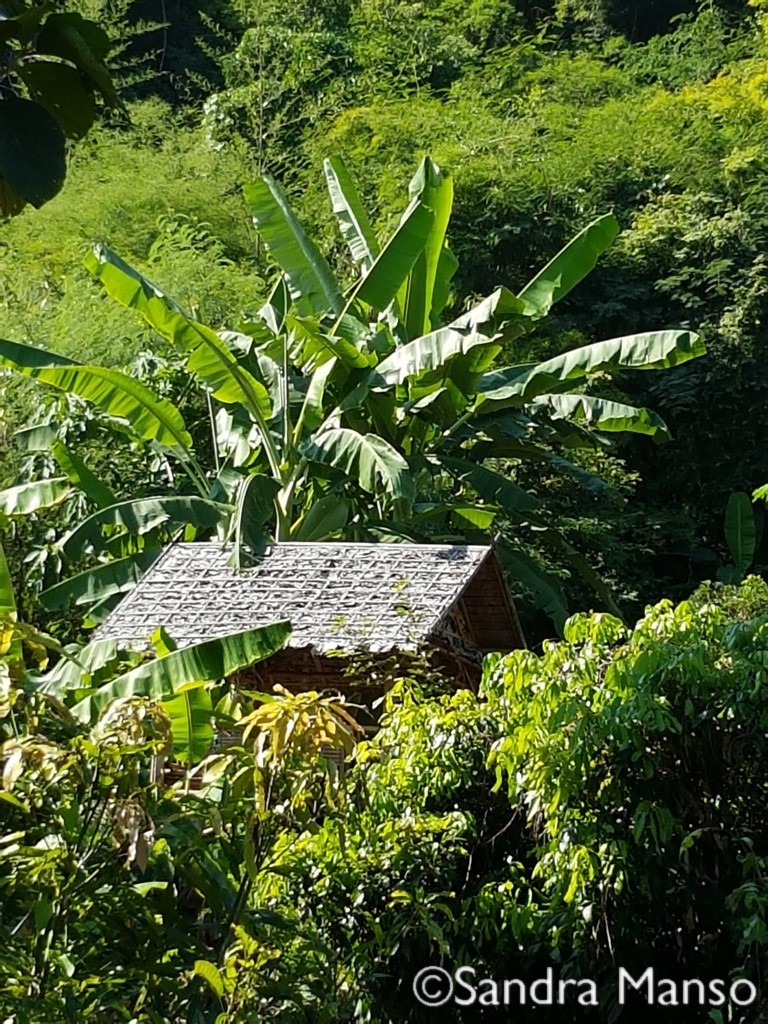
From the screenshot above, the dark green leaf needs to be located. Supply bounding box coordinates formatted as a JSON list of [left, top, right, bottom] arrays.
[[497, 543, 569, 633], [292, 496, 349, 540], [0, 5, 52, 44], [36, 13, 117, 105], [18, 59, 96, 139], [724, 492, 756, 575], [51, 441, 117, 508], [517, 213, 619, 318], [0, 339, 193, 453], [230, 475, 279, 567], [60, 496, 231, 558], [437, 457, 539, 514], [349, 199, 434, 314], [0, 98, 65, 211]]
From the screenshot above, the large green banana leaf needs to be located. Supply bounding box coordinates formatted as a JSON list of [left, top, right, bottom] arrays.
[[291, 495, 349, 540], [530, 394, 671, 440], [477, 329, 704, 408], [323, 155, 379, 272], [374, 328, 501, 387], [39, 550, 161, 610], [28, 637, 123, 697], [294, 357, 336, 439], [450, 285, 529, 342], [436, 456, 539, 515], [85, 247, 272, 423], [347, 198, 434, 315], [517, 213, 619, 318], [723, 491, 756, 576], [229, 474, 279, 567], [162, 684, 214, 764], [285, 314, 372, 372], [497, 543, 569, 634], [71, 621, 292, 723], [0, 339, 193, 453], [465, 436, 612, 493], [244, 176, 344, 316], [0, 477, 70, 515], [303, 428, 415, 502], [61, 495, 232, 558], [398, 157, 457, 337], [535, 524, 624, 620], [51, 441, 117, 507]]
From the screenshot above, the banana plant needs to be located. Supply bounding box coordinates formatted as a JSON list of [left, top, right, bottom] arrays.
[[23, 618, 291, 767], [0, 155, 705, 627]]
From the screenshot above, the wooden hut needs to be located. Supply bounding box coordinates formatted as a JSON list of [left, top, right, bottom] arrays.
[[94, 541, 526, 720]]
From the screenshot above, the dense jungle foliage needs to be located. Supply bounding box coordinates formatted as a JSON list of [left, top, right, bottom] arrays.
[[4, 0, 768, 635], [3, 0, 768, 1021], [4, 556, 768, 1022]]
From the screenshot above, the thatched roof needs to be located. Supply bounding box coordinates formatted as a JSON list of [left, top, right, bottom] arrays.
[[94, 541, 524, 658]]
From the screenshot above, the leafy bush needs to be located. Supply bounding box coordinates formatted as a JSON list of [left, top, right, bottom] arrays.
[[255, 578, 768, 1021], [4, 552, 768, 1020]]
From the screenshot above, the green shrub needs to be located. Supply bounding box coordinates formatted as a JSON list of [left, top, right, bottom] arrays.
[[256, 578, 768, 1021]]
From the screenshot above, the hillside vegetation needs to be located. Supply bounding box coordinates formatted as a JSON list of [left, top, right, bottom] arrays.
[[2, 0, 768, 629], [4, 4, 768, 1022]]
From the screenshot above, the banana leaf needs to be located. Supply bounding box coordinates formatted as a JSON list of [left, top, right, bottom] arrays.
[[303, 428, 415, 502], [531, 393, 671, 441], [71, 621, 292, 723], [85, 247, 272, 423], [398, 156, 457, 336], [244, 176, 344, 315], [437, 456, 540, 514], [61, 495, 231, 558], [478, 329, 705, 408], [323, 155, 379, 271], [51, 441, 117, 507], [517, 213, 619, 318], [348, 198, 434, 316], [162, 684, 214, 764], [723, 491, 756, 576], [39, 550, 161, 610], [0, 338, 193, 453], [375, 328, 500, 387], [0, 477, 69, 516], [291, 495, 349, 540]]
